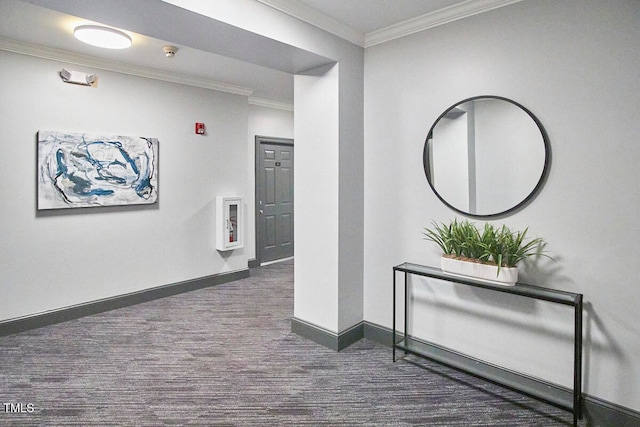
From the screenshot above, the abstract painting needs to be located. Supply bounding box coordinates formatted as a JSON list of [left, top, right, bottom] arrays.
[[38, 131, 158, 210]]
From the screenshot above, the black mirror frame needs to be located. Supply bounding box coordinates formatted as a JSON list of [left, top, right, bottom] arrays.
[[423, 95, 551, 218]]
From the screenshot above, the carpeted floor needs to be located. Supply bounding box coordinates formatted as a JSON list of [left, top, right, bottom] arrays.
[[0, 260, 580, 426]]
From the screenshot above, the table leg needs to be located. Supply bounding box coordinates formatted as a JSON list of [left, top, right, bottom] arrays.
[[573, 295, 583, 426], [404, 272, 408, 355], [393, 268, 396, 362]]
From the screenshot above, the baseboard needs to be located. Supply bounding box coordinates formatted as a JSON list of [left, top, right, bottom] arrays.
[[362, 321, 640, 427], [260, 256, 294, 267], [249, 257, 294, 268], [581, 394, 640, 427], [291, 317, 363, 352], [0, 268, 250, 337]]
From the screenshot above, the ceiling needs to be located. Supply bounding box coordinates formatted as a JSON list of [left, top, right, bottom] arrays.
[[294, 0, 468, 34], [0, 0, 519, 106]]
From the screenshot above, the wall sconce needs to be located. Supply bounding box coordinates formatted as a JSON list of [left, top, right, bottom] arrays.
[[74, 25, 132, 49], [60, 68, 97, 86]]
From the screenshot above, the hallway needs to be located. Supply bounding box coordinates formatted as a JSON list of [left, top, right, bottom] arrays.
[[0, 260, 577, 425]]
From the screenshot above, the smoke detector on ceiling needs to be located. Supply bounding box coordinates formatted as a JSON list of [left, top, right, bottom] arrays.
[[162, 45, 178, 58]]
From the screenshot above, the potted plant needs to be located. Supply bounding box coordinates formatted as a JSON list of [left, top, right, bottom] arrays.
[[422, 219, 550, 286]]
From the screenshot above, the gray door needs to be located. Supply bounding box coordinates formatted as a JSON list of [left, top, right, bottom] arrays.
[[256, 137, 294, 264]]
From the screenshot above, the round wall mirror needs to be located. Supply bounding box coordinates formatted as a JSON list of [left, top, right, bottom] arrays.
[[423, 96, 550, 217]]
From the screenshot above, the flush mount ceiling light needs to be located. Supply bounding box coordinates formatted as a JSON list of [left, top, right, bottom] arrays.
[[74, 25, 132, 49]]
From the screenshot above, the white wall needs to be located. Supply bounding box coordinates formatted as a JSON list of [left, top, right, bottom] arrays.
[[247, 103, 294, 261], [364, 0, 640, 411], [248, 104, 294, 142], [0, 50, 249, 321], [294, 63, 340, 331]]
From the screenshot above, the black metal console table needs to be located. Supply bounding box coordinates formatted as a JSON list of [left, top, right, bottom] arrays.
[[393, 262, 583, 426]]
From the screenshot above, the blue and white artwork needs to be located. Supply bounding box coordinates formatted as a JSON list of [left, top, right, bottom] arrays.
[[38, 131, 158, 210]]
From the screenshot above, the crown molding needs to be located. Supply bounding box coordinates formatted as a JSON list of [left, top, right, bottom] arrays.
[[255, 0, 365, 47], [365, 0, 525, 47], [0, 37, 254, 97], [257, 0, 524, 49], [248, 97, 294, 111]]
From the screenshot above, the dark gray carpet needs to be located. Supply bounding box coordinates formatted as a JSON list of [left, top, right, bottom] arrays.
[[1, 260, 581, 426]]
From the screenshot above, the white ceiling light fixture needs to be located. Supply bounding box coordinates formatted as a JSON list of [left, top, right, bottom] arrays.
[[74, 25, 132, 49]]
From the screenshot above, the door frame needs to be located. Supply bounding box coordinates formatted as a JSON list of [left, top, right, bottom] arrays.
[[254, 135, 294, 267]]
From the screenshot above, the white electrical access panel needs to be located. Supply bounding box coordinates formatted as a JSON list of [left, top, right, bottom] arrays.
[[216, 196, 243, 251]]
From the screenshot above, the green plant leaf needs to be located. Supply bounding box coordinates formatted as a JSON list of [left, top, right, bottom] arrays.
[[422, 219, 554, 274]]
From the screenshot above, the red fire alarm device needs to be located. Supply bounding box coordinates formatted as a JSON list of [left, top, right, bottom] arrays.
[[195, 122, 205, 135]]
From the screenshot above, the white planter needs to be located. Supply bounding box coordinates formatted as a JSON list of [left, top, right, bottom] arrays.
[[440, 256, 518, 286]]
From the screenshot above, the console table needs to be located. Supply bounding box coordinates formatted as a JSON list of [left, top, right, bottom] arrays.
[[393, 262, 583, 426]]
